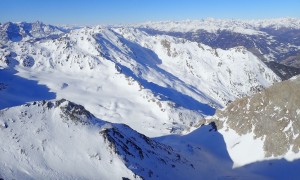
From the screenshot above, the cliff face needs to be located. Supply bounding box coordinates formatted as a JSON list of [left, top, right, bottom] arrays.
[[211, 76, 300, 161]]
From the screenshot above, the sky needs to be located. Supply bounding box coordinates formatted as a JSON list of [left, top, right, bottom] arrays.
[[0, 0, 300, 25]]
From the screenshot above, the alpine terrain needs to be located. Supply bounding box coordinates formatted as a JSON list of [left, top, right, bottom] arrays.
[[0, 18, 300, 179]]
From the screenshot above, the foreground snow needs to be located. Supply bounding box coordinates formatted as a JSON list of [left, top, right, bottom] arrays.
[[1, 99, 299, 179], [0, 99, 260, 179]]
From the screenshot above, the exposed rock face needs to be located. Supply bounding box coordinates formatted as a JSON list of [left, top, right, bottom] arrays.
[[211, 76, 300, 157], [281, 52, 300, 68], [56, 99, 95, 125], [265, 61, 300, 80], [20, 55, 35, 68], [100, 124, 194, 179]]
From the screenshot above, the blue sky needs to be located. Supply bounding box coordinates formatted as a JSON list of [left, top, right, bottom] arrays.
[[1, 0, 300, 25]]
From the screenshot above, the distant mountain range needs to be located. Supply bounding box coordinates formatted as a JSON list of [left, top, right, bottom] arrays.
[[135, 18, 300, 78]]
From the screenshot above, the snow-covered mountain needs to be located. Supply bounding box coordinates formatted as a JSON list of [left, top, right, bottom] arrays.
[[134, 18, 300, 75], [0, 24, 280, 137], [1, 19, 300, 179], [0, 21, 66, 43], [208, 75, 300, 167]]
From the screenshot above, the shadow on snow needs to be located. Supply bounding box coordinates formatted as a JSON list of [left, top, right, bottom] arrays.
[[155, 123, 300, 179], [0, 58, 56, 110], [95, 30, 216, 115]]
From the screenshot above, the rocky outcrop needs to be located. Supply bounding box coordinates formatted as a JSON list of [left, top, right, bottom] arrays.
[[100, 124, 194, 179], [210, 76, 300, 157], [265, 61, 300, 80]]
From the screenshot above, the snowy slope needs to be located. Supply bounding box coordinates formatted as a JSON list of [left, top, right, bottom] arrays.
[[0, 99, 263, 180], [0, 99, 137, 179], [113, 27, 280, 106]]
